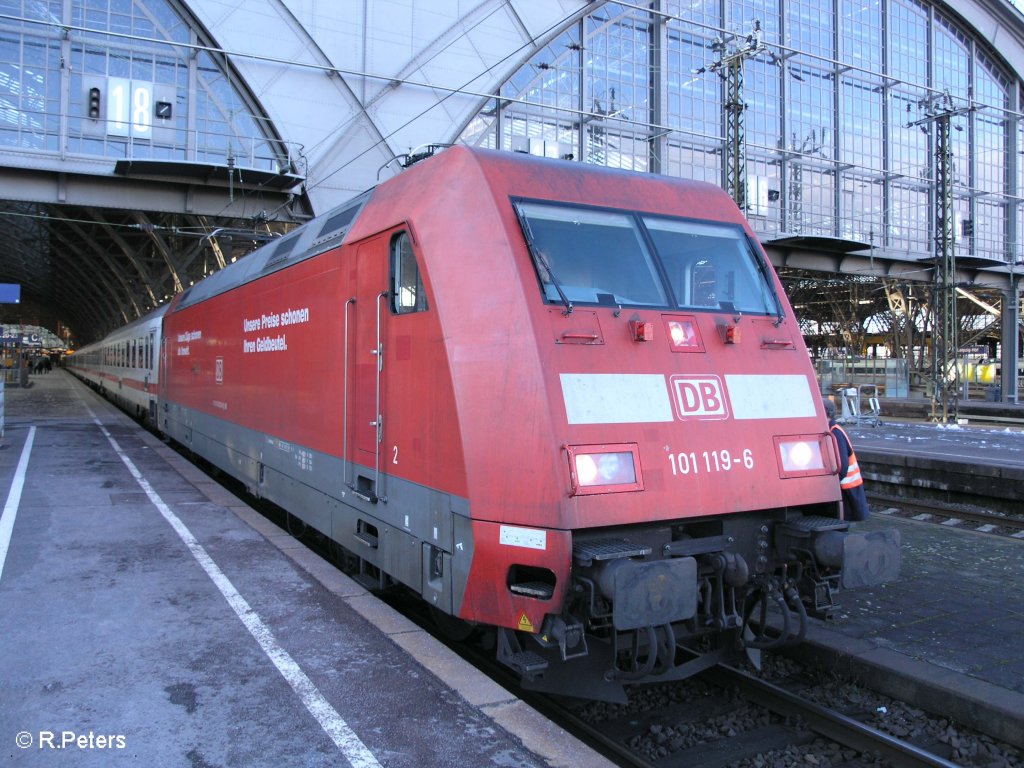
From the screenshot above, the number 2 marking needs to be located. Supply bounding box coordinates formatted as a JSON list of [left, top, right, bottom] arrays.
[[392, 445, 399, 465]]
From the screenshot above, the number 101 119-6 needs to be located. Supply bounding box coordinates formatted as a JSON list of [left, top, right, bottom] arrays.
[[668, 448, 754, 476]]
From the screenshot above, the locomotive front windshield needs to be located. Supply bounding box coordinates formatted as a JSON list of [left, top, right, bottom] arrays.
[[643, 216, 779, 315], [516, 203, 668, 307], [515, 201, 781, 317]]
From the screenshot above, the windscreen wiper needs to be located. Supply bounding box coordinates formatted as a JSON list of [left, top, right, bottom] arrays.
[[536, 249, 574, 315], [519, 215, 573, 315], [747, 237, 785, 326]]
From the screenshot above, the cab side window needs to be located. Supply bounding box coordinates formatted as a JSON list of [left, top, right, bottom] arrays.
[[390, 232, 428, 314]]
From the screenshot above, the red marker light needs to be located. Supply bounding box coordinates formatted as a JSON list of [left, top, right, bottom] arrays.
[[629, 320, 654, 342], [722, 325, 741, 344]]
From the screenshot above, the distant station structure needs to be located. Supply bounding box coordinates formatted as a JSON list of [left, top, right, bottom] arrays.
[[0, 0, 1022, 411]]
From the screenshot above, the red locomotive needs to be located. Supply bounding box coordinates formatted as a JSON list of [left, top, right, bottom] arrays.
[[73, 146, 899, 701]]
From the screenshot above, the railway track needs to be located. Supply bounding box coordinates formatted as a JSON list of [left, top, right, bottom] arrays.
[[363, 586, 907, 768], [714, 665, 961, 768], [868, 492, 1024, 536], [550, 661, 1017, 768]]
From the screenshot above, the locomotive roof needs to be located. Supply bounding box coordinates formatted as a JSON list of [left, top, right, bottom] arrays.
[[173, 187, 374, 312], [170, 146, 735, 313]]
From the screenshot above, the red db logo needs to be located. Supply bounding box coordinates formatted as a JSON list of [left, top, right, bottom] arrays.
[[670, 375, 729, 420]]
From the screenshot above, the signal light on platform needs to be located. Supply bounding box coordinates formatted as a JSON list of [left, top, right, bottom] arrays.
[[88, 87, 101, 119]]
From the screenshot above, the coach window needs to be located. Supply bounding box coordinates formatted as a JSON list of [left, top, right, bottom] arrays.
[[391, 232, 428, 314]]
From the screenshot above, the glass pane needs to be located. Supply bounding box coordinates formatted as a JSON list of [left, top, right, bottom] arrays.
[[517, 203, 668, 307], [392, 234, 427, 314], [643, 217, 779, 315]]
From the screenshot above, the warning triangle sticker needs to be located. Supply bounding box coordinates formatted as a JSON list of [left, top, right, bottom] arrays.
[[517, 613, 534, 632]]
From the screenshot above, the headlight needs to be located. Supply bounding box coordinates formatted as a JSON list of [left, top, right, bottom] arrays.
[[665, 316, 703, 352], [775, 435, 832, 478], [567, 444, 643, 495], [575, 451, 635, 486]]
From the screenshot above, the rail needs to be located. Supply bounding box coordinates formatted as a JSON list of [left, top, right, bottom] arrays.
[[714, 665, 962, 768], [868, 493, 1024, 534]]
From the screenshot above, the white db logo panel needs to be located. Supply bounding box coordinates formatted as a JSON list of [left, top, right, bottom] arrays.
[[670, 375, 729, 420]]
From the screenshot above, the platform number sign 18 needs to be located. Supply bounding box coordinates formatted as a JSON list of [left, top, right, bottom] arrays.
[[105, 78, 153, 138]]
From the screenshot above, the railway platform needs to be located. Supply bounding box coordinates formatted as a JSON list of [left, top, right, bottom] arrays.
[[0, 371, 612, 768], [798, 413, 1024, 749], [849, 414, 1024, 512], [797, 509, 1024, 749]]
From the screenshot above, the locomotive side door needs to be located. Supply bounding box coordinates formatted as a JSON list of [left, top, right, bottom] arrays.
[[350, 235, 389, 502]]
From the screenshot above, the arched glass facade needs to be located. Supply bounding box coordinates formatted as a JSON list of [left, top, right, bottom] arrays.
[[0, 0, 291, 172], [459, 0, 1018, 265]]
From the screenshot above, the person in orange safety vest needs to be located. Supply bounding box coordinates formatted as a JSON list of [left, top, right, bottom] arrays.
[[824, 398, 869, 521]]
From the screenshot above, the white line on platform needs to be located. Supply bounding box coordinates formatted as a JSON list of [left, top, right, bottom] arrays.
[[92, 416, 381, 768], [0, 426, 36, 584]]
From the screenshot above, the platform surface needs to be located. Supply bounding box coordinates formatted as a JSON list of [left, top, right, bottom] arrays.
[[0, 371, 611, 767], [846, 418, 1024, 470], [801, 417, 1024, 748]]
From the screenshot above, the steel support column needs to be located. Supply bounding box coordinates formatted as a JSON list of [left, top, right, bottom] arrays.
[[909, 91, 972, 422], [724, 55, 746, 211], [931, 112, 958, 422], [1002, 277, 1021, 403]]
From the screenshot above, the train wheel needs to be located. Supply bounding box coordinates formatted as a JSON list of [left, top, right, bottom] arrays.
[[428, 605, 475, 642], [327, 540, 359, 574], [285, 512, 308, 538]]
